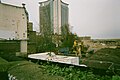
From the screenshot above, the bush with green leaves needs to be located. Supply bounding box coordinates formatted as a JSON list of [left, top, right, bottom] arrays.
[[0, 57, 8, 72], [39, 62, 120, 80], [112, 75, 120, 80]]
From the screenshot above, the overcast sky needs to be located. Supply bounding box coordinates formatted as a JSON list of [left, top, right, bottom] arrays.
[[2, 0, 120, 39]]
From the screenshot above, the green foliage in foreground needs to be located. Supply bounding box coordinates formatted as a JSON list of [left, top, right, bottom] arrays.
[[40, 62, 120, 80], [0, 57, 8, 64], [7, 61, 64, 80], [1, 56, 120, 80], [0, 57, 9, 72]]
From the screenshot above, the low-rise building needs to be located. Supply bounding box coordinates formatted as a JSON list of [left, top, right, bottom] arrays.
[[0, 2, 28, 54]]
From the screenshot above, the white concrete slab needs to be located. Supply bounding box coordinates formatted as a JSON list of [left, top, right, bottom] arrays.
[[28, 52, 87, 67]]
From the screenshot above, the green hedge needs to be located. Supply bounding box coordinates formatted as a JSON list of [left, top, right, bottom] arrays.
[[8, 61, 64, 80], [0, 57, 8, 64], [0, 57, 64, 80], [0, 52, 25, 62], [0, 57, 8, 72]]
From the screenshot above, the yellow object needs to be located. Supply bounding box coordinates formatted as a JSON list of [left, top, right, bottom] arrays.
[[73, 40, 82, 58], [73, 40, 77, 47]]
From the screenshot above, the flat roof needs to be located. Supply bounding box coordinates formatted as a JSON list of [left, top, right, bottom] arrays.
[[61, 1, 69, 5], [39, 0, 50, 4], [0, 2, 23, 9], [0, 2, 29, 17], [39, 0, 69, 5]]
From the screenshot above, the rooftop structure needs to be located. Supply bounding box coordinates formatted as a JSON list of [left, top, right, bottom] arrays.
[[0, 2, 28, 53], [0, 2, 28, 40]]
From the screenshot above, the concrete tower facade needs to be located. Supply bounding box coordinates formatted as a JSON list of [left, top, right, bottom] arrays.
[[39, 0, 69, 35]]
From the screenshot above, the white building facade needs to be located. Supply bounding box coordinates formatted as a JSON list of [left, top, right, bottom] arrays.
[[0, 3, 28, 40], [0, 2, 28, 53]]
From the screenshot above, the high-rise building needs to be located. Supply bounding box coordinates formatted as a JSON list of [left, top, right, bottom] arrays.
[[39, 0, 69, 35]]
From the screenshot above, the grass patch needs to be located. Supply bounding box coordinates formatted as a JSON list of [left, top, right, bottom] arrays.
[[0, 57, 8, 72], [88, 48, 120, 64], [0, 57, 8, 64], [0, 52, 25, 62], [8, 61, 64, 80]]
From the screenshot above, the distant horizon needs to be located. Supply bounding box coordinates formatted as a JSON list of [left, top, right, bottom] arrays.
[[78, 35, 120, 39], [2, 0, 120, 39]]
